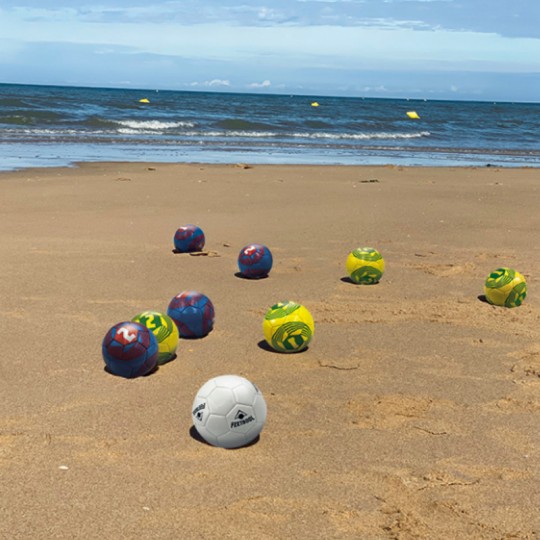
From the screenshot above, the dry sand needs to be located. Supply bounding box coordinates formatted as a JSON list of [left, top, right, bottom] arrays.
[[0, 162, 539, 539]]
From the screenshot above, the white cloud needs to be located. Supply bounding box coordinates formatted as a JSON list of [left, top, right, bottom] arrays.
[[248, 80, 272, 88], [363, 85, 388, 93], [189, 79, 231, 87]]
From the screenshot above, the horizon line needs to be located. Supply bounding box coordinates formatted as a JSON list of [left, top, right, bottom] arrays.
[[0, 80, 538, 106]]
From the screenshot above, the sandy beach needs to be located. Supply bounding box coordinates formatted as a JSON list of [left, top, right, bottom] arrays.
[[1, 162, 539, 539]]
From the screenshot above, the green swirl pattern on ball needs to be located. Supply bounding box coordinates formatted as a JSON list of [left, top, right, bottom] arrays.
[[272, 321, 312, 352], [351, 266, 383, 284], [485, 268, 515, 289], [154, 316, 174, 341], [351, 248, 382, 262], [505, 282, 527, 308], [265, 302, 301, 321]]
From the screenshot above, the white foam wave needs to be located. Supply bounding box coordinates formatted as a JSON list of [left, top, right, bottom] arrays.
[[17, 128, 105, 135], [7, 127, 431, 145], [295, 131, 431, 140], [117, 128, 161, 135], [116, 120, 195, 130], [206, 130, 278, 138], [170, 130, 431, 140], [185, 130, 430, 140]]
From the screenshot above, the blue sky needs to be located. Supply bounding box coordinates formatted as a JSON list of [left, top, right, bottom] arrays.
[[0, 0, 539, 101]]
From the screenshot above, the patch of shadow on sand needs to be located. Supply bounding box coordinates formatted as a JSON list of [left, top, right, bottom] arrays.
[[234, 272, 270, 280], [257, 340, 310, 354], [189, 426, 260, 449], [340, 276, 381, 285], [157, 353, 177, 366], [103, 364, 159, 378], [180, 331, 213, 340], [172, 249, 221, 257]]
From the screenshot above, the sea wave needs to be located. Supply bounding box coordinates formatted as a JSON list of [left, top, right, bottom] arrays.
[[0, 98, 32, 107], [163, 129, 431, 140], [113, 129, 430, 140], [2, 125, 432, 142], [115, 119, 196, 130], [293, 131, 431, 140], [203, 130, 278, 138], [0, 110, 66, 125], [7, 128, 106, 136], [216, 119, 278, 131]]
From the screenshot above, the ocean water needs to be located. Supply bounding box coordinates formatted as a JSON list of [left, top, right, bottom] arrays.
[[1, 83, 539, 171]]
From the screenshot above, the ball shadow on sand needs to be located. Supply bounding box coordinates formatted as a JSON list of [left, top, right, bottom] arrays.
[[477, 294, 489, 304], [157, 353, 177, 366], [180, 330, 214, 340], [103, 364, 160, 378], [172, 249, 207, 255], [257, 340, 310, 354], [234, 272, 270, 280], [340, 276, 380, 285], [188, 425, 261, 449]]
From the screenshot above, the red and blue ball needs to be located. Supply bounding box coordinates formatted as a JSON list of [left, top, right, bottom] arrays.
[[167, 291, 215, 338], [238, 243, 273, 278], [173, 224, 205, 253], [102, 321, 158, 378]]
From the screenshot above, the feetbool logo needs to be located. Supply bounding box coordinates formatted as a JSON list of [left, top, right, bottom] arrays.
[[231, 410, 255, 429]]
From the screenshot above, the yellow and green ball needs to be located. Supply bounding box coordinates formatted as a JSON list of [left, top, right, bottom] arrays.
[[263, 301, 314, 353], [484, 268, 527, 308], [346, 247, 385, 284], [132, 311, 179, 364]]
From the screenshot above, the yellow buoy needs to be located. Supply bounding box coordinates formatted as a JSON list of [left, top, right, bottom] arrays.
[[139, 98, 150, 104], [406, 111, 420, 119], [311, 102, 319, 107]]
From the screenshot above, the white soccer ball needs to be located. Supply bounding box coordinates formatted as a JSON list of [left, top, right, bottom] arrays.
[[191, 375, 267, 449]]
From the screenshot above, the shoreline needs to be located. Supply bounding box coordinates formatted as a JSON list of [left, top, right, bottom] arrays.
[[2, 157, 540, 175], [1, 162, 539, 538], [1, 158, 540, 178], [2, 140, 540, 173]]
